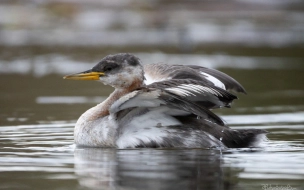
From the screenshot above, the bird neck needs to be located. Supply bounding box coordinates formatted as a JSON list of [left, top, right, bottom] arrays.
[[86, 78, 143, 121]]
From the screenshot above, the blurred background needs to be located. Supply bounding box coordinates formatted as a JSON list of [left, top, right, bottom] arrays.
[[0, 1, 304, 190], [1, 0, 303, 125]]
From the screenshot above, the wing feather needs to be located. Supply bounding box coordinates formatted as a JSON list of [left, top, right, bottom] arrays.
[[148, 79, 237, 109], [110, 87, 225, 126], [144, 63, 246, 93], [110, 89, 163, 114]]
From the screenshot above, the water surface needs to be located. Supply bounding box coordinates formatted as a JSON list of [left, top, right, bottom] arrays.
[[1, 53, 304, 190]]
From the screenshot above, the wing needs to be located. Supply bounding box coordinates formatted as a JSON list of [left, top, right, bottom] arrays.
[[187, 65, 247, 94], [110, 87, 225, 126], [147, 79, 237, 109], [144, 63, 246, 93]]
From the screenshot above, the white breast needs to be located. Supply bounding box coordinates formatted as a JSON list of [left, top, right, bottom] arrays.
[[74, 107, 118, 147]]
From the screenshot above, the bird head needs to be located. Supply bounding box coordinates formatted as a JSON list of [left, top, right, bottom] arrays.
[[64, 53, 144, 89]]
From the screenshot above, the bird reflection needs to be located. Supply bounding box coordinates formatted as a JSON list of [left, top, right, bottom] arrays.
[[74, 148, 241, 190]]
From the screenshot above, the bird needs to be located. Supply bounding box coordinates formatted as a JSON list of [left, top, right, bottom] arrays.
[[63, 53, 267, 149]]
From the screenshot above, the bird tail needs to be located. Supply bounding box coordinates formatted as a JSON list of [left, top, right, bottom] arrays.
[[221, 129, 268, 148]]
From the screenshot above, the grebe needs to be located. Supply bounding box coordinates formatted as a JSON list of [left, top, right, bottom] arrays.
[[64, 53, 266, 148]]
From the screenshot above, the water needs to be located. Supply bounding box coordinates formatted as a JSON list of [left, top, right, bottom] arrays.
[[1, 1, 304, 190], [1, 53, 303, 190], [0, 121, 303, 190]]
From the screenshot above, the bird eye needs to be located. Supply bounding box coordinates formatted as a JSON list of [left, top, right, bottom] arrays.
[[103, 63, 119, 72], [105, 67, 112, 72]]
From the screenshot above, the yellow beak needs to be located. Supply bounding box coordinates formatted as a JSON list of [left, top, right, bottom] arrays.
[[63, 70, 105, 80]]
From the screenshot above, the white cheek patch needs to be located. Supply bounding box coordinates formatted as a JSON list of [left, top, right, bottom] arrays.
[[100, 66, 144, 88], [100, 75, 117, 86], [99, 73, 133, 88], [200, 72, 226, 90]]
